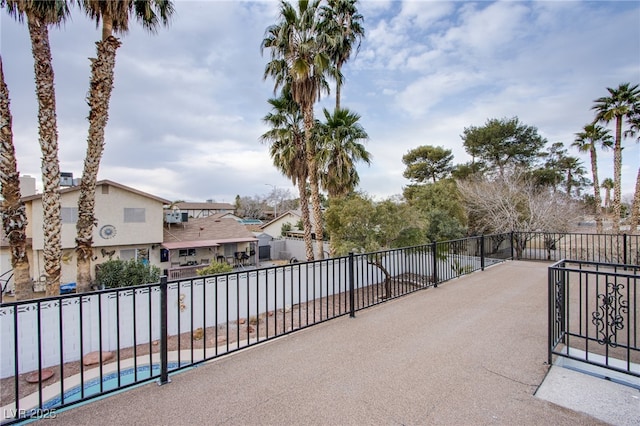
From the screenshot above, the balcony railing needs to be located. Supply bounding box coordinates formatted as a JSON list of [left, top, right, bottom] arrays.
[[548, 259, 640, 380], [0, 231, 637, 424]]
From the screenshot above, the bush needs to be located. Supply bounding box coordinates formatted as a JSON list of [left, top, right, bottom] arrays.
[[196, 260, 233, 276], [96, 259, 161, 289]]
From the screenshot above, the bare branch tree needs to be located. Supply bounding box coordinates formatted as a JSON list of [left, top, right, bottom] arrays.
[[457, 169, 582, 258]]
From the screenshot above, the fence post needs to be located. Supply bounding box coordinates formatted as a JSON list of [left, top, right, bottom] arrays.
[[480, 235, 485, 271], [158, 275, 170, 385], [510, 231, 515, 260], [432, 241, 438, 288], [349, 252, 355, 318], [623, 233, 628, 265]]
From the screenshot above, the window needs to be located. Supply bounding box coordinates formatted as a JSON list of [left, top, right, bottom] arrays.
[[120, 248, 149, 264], [178, 248, 196, 257], [61, 207, 78, 224], [124, 208, 146, 223]]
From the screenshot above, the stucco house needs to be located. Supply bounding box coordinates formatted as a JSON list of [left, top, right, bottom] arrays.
[[260, 209, 320, 239], [18, 180, 170, 290], [162, 215, 258, 279]]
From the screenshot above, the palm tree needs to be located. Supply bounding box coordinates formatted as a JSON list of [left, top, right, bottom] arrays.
[[4, 0, 70, 297], [0, 56, 33, 300], [260, 89, 314, 260], [573, 123, 613, 233], [592, 82, 640, 234], [624, 112, 640, 233], [262, 0, 334, 260], [601, 178, 614, 211], [320, 0, 364, 111], [316, 107, 370, 198], [75, 0, 174, 292]]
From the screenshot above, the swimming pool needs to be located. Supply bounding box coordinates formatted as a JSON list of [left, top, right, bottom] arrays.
[[36, 362, 185, 411]]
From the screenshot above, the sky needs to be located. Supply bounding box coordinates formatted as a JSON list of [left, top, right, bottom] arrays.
[[2, 0, 639, 205]]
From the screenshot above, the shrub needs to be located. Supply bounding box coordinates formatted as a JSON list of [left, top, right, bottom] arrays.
[[196, 260, 233, 276], [96, 259, 161, 289]]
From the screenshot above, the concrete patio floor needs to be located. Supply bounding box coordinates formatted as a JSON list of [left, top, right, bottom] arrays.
[[51, 261, 639, 425]]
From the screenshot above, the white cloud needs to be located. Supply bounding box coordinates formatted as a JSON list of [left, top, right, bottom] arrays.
[[2, 0, 639, 202]]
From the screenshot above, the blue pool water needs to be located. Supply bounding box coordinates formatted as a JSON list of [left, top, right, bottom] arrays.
[[39, 362, 184, 410]]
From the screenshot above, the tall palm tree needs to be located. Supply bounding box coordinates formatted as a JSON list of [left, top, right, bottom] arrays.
[[262, 0, 334, 260], [260, 89, 314, 260], [592, 82, 640, 234], [4, 0, 70, 297], [316, 107, 370, 198], [320, 0, 364, 111], [573, 123, 613, 233], [75, 0, 174, 292], [601, 178, 614, 210], [0, 56, 33, 300], [624, 112, 640, 233]]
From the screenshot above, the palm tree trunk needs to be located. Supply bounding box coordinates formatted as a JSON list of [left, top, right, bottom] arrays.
[[297, 172, 314, 260], [0, 58, 33, 301], [590, 147, 604, 234], [76, 35, 121, 293], [27, 13, 62, 297], [630, 168, 640, 233], [304, 105, 325, 260], [612, 117, 623, 234]]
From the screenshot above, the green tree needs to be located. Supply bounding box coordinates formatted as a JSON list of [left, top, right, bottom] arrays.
[[403, 180, 467, 242], [316, 107, 370, 198], [325, 193, 424, 255], [572, 123, 613, 233], [592, 82, 640, 233], [320, 0, 364, 111], [262, 0, 334, 260], [402, 145, 454, 184], [451, 161, 484, 180], [0, 56, 32, 300], [76, 0, 174, 293], [325, 193, 424, 298], [260, 88, 314, 260], [4, 0, 71, 297], [461, 117, 546, 177]]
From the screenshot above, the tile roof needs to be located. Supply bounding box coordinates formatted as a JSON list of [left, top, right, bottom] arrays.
[[162, 216, 257, 248]]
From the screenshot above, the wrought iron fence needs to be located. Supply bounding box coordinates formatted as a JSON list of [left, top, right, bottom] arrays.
[[515, 231, 639, 264], [0, 234, 514, 424], [548, 260, 640, 379]]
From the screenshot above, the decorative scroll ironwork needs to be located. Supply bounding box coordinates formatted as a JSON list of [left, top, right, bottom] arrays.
[[554, 277, 564, 326], [592, 281, 628, 347]]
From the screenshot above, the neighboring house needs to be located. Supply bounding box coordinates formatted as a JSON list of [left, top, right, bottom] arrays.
[[173, 201, 235, 219], [260, 210, 315, 239], [162, 215, 258, 280], [19, 180, 170, 289]]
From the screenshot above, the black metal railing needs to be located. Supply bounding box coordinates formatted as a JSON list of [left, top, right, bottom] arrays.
[[1, 230, 638, 423], [0, 234, 515, 424], [549, 259, 639, 379], [515, 231, 639, 264]]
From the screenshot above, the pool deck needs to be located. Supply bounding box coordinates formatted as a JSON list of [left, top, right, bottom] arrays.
[[52, 261, 639, 425]]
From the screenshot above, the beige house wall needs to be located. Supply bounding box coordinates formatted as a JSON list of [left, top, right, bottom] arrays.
[[25, 182, 166, 286], [261, 213, 302, 238]]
